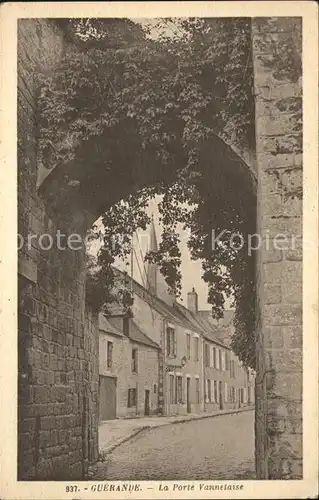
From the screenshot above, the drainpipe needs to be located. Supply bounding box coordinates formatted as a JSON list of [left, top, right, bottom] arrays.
[[161, 316, 168, 416], [201, 337, 205, 413]]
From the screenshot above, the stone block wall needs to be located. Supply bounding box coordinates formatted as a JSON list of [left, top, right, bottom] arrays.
[[18, 20, 99, 480], [252, 17, 303, 479]]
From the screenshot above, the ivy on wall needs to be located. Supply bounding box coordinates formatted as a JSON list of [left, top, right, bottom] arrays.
[[38, 18, 257, 368]]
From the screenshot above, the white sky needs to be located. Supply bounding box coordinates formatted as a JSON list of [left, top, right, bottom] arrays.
[[88, 19, 232, 311], [88, 195, 228, 311]]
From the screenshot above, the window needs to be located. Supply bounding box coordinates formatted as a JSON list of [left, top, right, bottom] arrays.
[[214, 380, 218, 402], [186, 333, 191, 360], [169, 375, 174, 404], [224, 382, 228, 402], [240, 388, 244, 404], [219, 349, 222, 371], [166, 326, 176, 357], [154, 384, 157, 394], [107, 341, 113, 369], [123, 317, 129, 336], [243, 388, 247, 404], [132, 348, 138, 372], [207, 379, 212, 403], [221, 351, 226, 371], [127, 388, 137, 407], [196, 378, 200, 404], [204, 343, 210, 367], [225, 351, 230, 371], [230, 360, 235, 378], [176, 376, 183, 403], [213, 347, 217, 368], [194, 337, 199, 361], [232, 387, 236, 402], [216, 349, 220, 369]]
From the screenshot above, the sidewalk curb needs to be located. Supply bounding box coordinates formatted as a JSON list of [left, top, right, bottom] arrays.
[[102, 425, 151, 456], [98, 406, 254, 458], [170, 405, 255, 426]]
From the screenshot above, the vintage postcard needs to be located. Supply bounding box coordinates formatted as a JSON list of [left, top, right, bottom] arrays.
[[0, 1, 318, 499]]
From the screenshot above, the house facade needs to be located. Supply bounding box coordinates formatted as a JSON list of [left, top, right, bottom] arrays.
[[98, 313, 160, 420], [203, 336, 255, 412], [100, 220, 255, 419]]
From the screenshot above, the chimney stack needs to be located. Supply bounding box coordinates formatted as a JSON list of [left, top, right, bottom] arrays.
[[187, 287, 198, 315], [146, 217, 158, 296]]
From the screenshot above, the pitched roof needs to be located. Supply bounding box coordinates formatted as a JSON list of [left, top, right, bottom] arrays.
[[174, 302, 230, 349], [98, 313, 123, 337], [99, 311, 160, 349], [129, 321, 160, 350], [111, 268, 230, 350], [198, 309, 235, 346]]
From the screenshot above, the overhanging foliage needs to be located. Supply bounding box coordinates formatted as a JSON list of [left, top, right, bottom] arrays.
[[38, 17, 257, 368]]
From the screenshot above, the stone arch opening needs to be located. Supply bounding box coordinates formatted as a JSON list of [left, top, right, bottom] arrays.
[[18, 16, 302, 481]]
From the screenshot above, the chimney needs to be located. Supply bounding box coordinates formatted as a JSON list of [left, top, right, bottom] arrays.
[[187, 287, 198, 315], [146, 216, 158, 296]]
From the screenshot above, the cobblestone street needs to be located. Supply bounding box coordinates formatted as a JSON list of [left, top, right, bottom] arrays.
[[92, 410, 255, 480]]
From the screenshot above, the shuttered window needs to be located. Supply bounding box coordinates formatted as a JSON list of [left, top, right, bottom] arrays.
[[204, 343, 210, 367], [186, 333, 191, 360], [221, 351, 226, 371], [213, 347, 217, 368], [194, 337, 199, 361], [219, 349, 222, 371], [176, 376, 183, 403], [215, 349, 219, 369], [107, 341, 113, 369], [169, 375, 174, 403], [230, 360, 235, 378], [243, 388, 247, 404], [211, 380, 215, 402], [166, 326, 176, 357], [214, 380, 218, 402], [127, 388, 137, 407], [225, 351, 230, 370], [196, 378, 200, 404], [132, 348, 138, 372], [207, 379, 212, 403], [224, 382, 228, 402]]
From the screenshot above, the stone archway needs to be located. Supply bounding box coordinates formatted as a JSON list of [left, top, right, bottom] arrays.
[[17, 17, 302, 480]]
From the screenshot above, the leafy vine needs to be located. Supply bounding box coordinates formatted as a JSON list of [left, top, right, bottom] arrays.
[[37, 18, 257, 368]]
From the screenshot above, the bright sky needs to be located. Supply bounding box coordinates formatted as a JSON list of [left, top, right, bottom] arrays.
[[88, 195, 218, 311], [88, 18, 232, 311]]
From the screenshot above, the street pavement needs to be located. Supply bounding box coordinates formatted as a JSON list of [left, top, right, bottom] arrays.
[[91, 410, 255, 480], [98, 406, 253, 454]]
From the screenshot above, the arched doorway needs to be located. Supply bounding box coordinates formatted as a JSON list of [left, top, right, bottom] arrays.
[[17, 16, 302, 480]]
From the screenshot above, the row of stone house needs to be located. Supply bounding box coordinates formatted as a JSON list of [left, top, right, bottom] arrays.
[[97, 223, 255, 420]]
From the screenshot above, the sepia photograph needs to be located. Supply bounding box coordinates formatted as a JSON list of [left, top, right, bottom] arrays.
[[0, 2, 318, 499]]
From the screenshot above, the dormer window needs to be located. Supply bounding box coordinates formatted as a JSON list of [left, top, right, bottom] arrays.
[[123, 316, 130, 336]]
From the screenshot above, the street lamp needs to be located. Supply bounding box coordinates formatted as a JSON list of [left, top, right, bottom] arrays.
[[166, 356, 187, 372]]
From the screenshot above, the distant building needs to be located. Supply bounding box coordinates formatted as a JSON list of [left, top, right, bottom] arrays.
[[98, 313, 160, 420], [98, 220, 255, 419]]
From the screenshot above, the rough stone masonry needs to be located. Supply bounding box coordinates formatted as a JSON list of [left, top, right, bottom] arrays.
[[18, 20, 99, 480], [18, 18, 302, 480], [252, 17, 302, 479]]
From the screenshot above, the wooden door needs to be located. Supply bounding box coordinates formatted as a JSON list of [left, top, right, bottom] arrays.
[[186, 377, 191, 413], [218, 381, 224, 410], [144, 389, 150, 416], [99, 376, 116, 420]]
